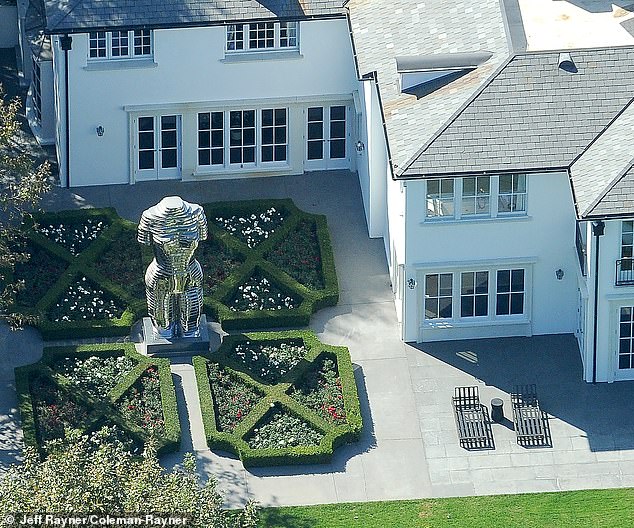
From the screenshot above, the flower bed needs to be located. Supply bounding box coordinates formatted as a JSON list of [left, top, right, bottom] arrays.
[[57, 354, 136, 399], [266, 220, 325, 290], [49, 276, 126, 322], [233, 339, 307, 383], [229, 273, 300, 312], [289, 357, 346, 424], [93, 228, 146, 300], [197, 238, 244, 294], [13, 242, 68, 308], [31, 374, 91, 443], [36, 217, 109, 255], [213, 207, 285, 248], [247, 408, 323, 449], [118, 366, 165, 435], [207, 363, 263, 432], [15, 344, 181, 455], [194, 330, 362, 467]]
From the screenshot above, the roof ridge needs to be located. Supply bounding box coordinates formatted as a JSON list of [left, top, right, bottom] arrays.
[[46, 0, 84, 32], [396, 53, 514, 177], [582, 155, 634, 217], [569, 95, 634, 171]]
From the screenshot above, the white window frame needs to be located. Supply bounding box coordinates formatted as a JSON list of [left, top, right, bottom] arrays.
[[225, 21, 299, 53], [31, 55, 42, 122], [88, 30, 153, 60], [196, 107, 289, 171], [618, 306, 634, 371], [421, 266, 529, 324], [424, 174, 528, 221]]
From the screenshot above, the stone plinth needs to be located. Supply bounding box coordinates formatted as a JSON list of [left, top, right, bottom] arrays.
[[140, 315, 210, 357]]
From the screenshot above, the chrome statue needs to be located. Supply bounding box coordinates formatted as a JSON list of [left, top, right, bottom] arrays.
[[138, 196, 208, 339]]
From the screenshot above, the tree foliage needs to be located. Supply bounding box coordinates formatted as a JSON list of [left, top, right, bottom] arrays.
[[0, 89, 51, 325], [0, 428, 258, 527]]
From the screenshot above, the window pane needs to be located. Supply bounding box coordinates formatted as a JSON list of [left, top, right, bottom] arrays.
[[499, 175, 512, 193], [274, 145, 287, 161], [139, 151, 154, 170], [308, 107, 323, 122], [463, 177, 475, 196], [427, 179, 439, 196], [439, 298, 452, 318], [211, 130, 223, 147], [243, 147, 255, 163], [262, 146, 273, 162], [461, 272, 474, 295], [514, 174, 526, 192], [425, 298, 438, 319], [198, 131, 210, 148], [330, 139, 346, 159], [621, 323, 632, 338], [620, 338, 630, 353], [162, 149, 177, 168], [620, 354, 631, 370], [475, 295, 488, 316], [243, 128, 255, 145], [330, 121, 345, 139], [230, 148, 241, 164], [330, 105, 345, 121], [307, 141, 323, 160], [139, 132, 153, 150], [198, 150, 210, 166], [262, 128, 273, 144], [510, 293, 524, 314], [139, 117, 153, 131], [262, 109, 273, 126], [161, 131, 176, 149], [211, 150, 223, 165], [461, 296, 474, 317], [198, 112, 210, 130], [475, 271, 489, 294], [440, 273, 452, 295], [425, 274, 438, 297], [496, 294, 509, 315], [161, 115, 176, 129], [511, 269, 524, 292], [461, 197, 476, 216], [621, 307, 633, 321], [441, 179, 454, 196], [497, 270, 510, 293]]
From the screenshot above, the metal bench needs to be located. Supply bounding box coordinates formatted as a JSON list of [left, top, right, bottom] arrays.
[[452, 386, 494, 450], [511, 384, 551, 447]]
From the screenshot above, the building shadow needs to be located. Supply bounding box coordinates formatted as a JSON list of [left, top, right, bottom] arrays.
[[411, 333, 634, 451]]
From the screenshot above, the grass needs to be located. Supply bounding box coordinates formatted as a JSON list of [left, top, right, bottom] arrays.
[[258, 489, 634, 528]]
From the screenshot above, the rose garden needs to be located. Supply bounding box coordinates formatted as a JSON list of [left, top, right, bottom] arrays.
[[12, 198, 362, 466]]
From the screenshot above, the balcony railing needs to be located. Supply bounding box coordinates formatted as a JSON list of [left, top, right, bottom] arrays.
[[616, 258, 634, 286]]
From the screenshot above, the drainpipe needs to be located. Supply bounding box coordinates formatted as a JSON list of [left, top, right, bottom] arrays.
[[60, 35, 72, 188], [591, 220, 605, 384]]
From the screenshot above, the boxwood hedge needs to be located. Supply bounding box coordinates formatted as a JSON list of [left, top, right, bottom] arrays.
[[194, 330, 362, 467], [15, 343, 180, 455], [13, 199, 338, 338]]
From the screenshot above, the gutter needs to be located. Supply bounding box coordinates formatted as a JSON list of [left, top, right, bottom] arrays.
[[591, 220, 605, 384], [60, 34, 71, 188]]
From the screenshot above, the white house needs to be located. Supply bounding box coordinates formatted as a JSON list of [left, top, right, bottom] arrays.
[[18, 0, 634, 382]]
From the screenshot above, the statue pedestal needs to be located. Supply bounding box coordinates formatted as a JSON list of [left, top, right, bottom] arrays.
[[140, 315, 211, 357]]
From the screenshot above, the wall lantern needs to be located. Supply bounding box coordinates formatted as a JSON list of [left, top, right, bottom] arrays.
[[355, 140, 365, 153], [96, 126, 105, 137], [555, 268, 564, 281], [407, 278, 417, 289]]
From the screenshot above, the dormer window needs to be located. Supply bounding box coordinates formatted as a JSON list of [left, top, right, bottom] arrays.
[[89, 30, 153, 59], [226, 22, 298, 52]]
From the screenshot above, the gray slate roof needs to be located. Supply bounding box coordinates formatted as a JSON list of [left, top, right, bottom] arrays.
[[401, 47, 634, 179], [570, 99, 634, 218], [347, 0, 510, 173], [44, 0, 344, 33], [589, 163, 634, 217]]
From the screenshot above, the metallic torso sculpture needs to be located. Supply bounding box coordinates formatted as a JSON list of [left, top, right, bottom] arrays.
[[138, 196, 208, 339]]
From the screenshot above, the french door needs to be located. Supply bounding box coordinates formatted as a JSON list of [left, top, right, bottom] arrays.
[[134, 114, 182, 181], [304, 105, 351, 170]]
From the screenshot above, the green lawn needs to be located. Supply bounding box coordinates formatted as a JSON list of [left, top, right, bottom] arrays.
[[259, 489, 634, 527]]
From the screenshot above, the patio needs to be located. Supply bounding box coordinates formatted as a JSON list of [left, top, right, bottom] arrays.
[[34, 171, 634, 505]]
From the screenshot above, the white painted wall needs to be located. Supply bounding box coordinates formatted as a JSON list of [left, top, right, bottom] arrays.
[[402, 171, 579, 342], [587, 218, 634, 382], [60, 19, 358, 186], [0, 5, 18, 48]]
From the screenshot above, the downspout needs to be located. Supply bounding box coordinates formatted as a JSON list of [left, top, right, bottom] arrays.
[[591, 220, 605, 384], [60, 35, 72, 188]]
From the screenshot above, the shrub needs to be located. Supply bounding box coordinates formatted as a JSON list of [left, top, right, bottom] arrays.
[[15, 343, 180, 455], [194, 330, 362, 467]]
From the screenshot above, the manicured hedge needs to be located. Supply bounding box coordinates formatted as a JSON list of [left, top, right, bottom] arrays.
[[17, 208, 145, 340], [15, 343, 180, 455], [203, 199, 339, 330], [194, 330, 362, 467], [13, 199, 338, 338]]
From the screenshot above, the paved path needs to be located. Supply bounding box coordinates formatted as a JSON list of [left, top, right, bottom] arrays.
[[6, 171, 634, 507]]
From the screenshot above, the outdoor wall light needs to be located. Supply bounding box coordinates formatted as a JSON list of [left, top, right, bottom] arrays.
[[407, 278, 417, 289], [556, 268, 564, 280], [96, 126, 105, 137], [355, 140, 365, 153]]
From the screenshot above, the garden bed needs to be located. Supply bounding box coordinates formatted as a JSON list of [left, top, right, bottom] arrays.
[[10, 199, 337, 337], [15, 343, 180, 454], [194, 330, 362, 467]]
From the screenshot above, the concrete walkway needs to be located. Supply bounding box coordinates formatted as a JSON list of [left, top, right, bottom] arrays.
[[6, 171, 634, 507]]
